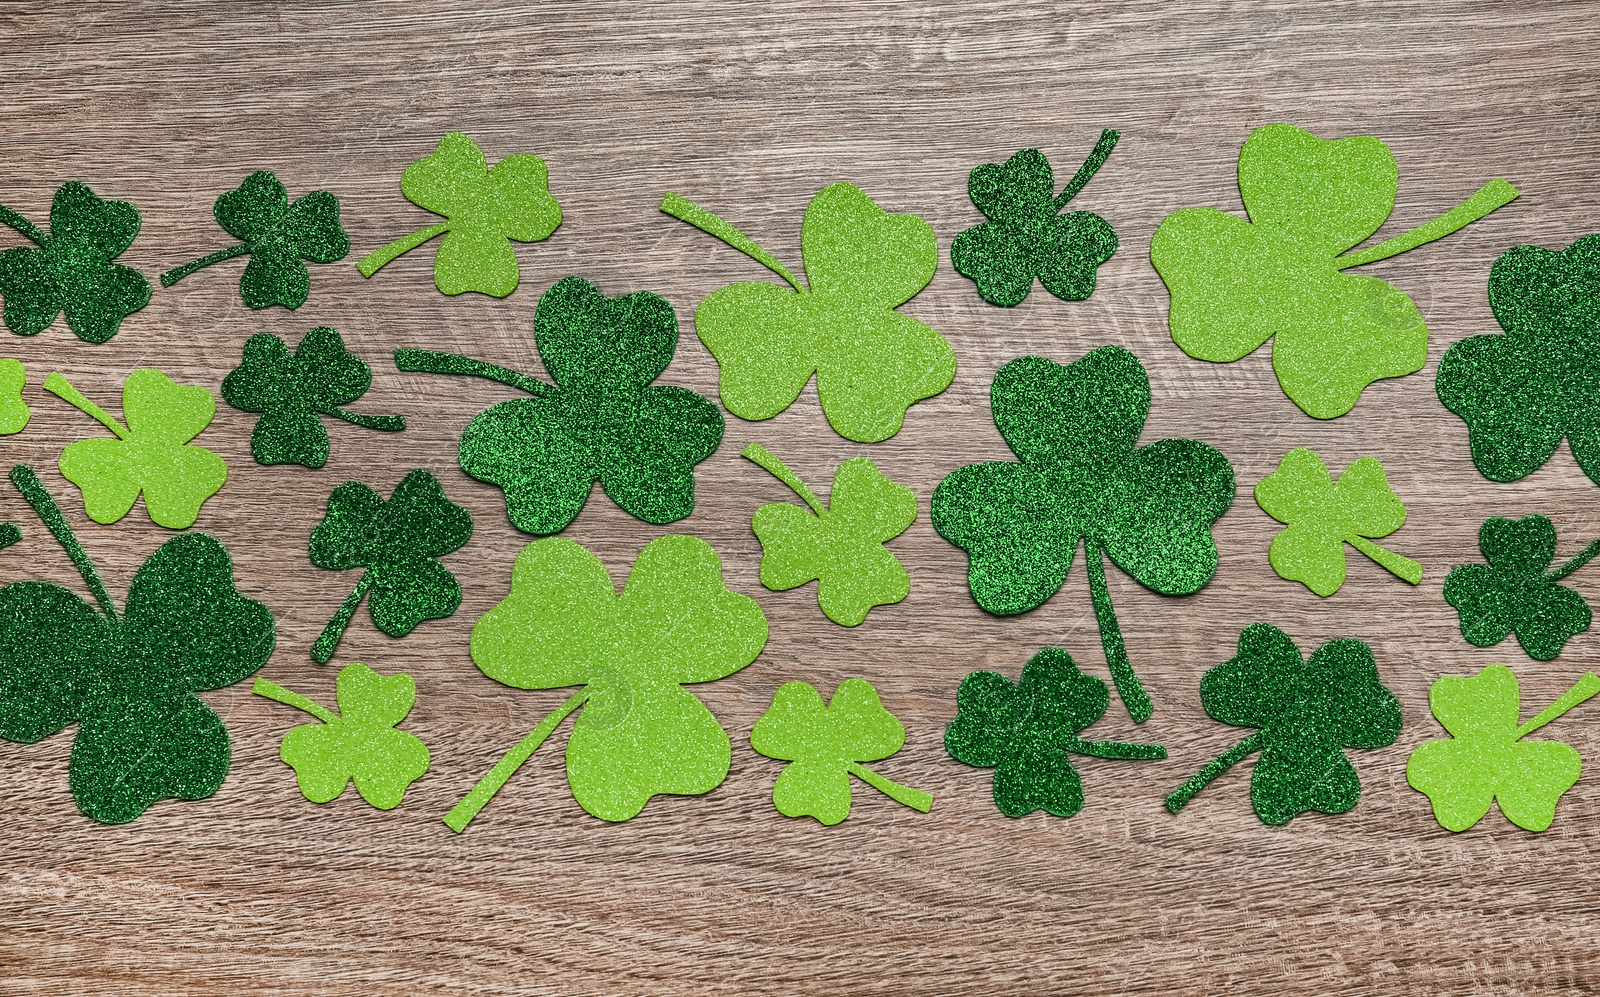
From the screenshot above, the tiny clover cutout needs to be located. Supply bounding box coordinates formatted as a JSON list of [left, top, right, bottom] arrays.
[[743, 443, 915, 627], [358, 132, 562, 297], [931, 345, 1234, 723], [1444, 515, 1599, 661], [1151, 123, 1518, 419], [1165, 623, 1401, 825], [950, 130, 1120, 307], [396, 275, 724, 535], [661, 182, 956, 443], [161, 170, 349, 309], [0, 358, 30, 434]]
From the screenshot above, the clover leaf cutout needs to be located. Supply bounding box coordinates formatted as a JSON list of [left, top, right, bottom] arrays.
[[1151, 123, 1518, 419], [1443, 515, 1598, 661], [0, 358, 29, 434]]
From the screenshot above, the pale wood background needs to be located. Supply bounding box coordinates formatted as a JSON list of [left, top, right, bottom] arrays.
[[1, 2, 1597, 993]]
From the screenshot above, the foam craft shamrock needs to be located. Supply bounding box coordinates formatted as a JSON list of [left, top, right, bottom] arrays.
[[396, 275, 723, 534], [221, 326, 406, 468], [446, 535, 767, 830], [661, 183, 956, 443], [161, 170, 349, 310], [1444, 515, 1599, 661], [750, 678, 932, 825], [0, 181, 151, 342], [743, 443, 915, 626], [358, 132, 562, 297], [1255, 447, 1421, 597], [254, 662, 431, 810], [0, 358, 30, 434], [47, 369, 227, 529], [950, 130, 1120, 307], [1150, 123, 1519, 419], [1437, 234, 1600, 486], [0, 465, 274, 823], [308, 469, 472, 664], [931, 345, 1234, 723], [1165, 623, 1401, 825]]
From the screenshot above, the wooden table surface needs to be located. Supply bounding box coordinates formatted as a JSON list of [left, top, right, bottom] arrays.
[[2, 2, 1597, 993]]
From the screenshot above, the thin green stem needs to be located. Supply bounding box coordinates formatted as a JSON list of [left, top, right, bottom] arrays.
[[393, 349, 548, 396], [1165, 730, 1267, 813], [847, 761, 932, 813], [0, 523, 19, 550], [1083, 538, 1152, 723], [312, 571, 373, 664], [1516, 673, 1600, 739], [660, 192, 805, 293], [357, 221, 451, 278], [1065, 736, 1167, 761], [1348, 536, 1423, 585], [161, 243, 251, 287], [741, 443, 827, 517], [1052, 128, 1120, 210], [8, 465, 116, 621], [44, 372, 128, 440], [445, 688, 592, 833], [1337, 179, 1519, 269], [1547, 539, 1600, 583], [253, 678, 339, 725], [0, 203, 47, 246], [328, 408, 407, 432]]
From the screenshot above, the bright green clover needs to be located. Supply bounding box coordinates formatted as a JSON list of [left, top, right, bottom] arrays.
[[358, 132, 562, 297], [446, 534, 767, 831], [661, 183, 956, 443], [1151, 123, 1518, 419], [1444, 515, 1598, 661], [0, 358, 30, 434]]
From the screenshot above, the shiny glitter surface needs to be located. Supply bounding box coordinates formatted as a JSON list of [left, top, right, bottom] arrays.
[[1443, 514, 1597, 661]]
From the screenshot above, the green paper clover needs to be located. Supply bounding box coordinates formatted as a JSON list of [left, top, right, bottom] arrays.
[[0, 181, 152, 343], [1151, 123, 1518, 419], [1166, 623, 1401, 825], [1443, 515, 1598, 661], [446, 534, 767, 830], [395, 275, 724, 535], [0, 358, 30, 434], [661, 183, 956, 443], [161, 170, 349, 309], [358, 132, 562, 297], [931, 345, 1234, 723], [308, 469, 473, 664]]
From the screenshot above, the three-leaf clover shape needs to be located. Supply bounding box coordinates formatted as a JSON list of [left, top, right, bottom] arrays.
[[161, 170, 349, 309], [308, 469, 473, 664], [661, 182, 956, 443], [446, 534, 767, 831], [1165, 623, 1401, 825], [1151, 123, 1518, 419], [1444, 515, 1599, 661], [395, 275, 724, 534], [1255, 447, 1421, 596], [931, 345, 1234, 723], [0, 357, 29, 434], [950, 130, 1120, 307], [358, 132, 562, 297]]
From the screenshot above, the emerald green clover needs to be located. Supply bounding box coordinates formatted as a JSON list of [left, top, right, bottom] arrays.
[[0, 358, 29, 434], [1444, 515, 1598, 661]]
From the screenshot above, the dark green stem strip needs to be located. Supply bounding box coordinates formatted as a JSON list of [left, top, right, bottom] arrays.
[[8, 465, 116, 621], [1065, 737, 1167, 761], [328, 408, 407, 432], [161, 244, 251, 287], [1165, 730, 1267, 813], [393, 349, 548, 396], [445, 688, 591, 833], [311, 571, 373, 664], [1053, 129, 1120, 210], [1083, 538, 1152, 723], [0, 523, 19, 551], [0, 204, 47, 246], [1548, 539, 1600, 583]]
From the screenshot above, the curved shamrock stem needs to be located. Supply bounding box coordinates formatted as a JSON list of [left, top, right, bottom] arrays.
[[394, 349, 548, 397], [312, 571, 373, 664], [1347, 536, 1423, 585], [328, 408, 407, 432], [1065, 736, 1167, 761], [659, 193, 806, 293], [160, 244, 251, 287], [0, 523, 19, 551], [1516, 673, 1600, 739], [44, 372, 128, 440], [742, 443, 827, 517], [845, 761, 932, 813], [1165, 730, 1267, 813], [253, 678, 339, 725], [445, 688, 592, 833], [1336, 179, 1519, 270], [357, 222, 452, 278], [0, 203, 47, 246], [1547, 539, 1600, 583], [1053, 128, 1120, 211], [1083, 538, 1152, 724], [8, 465, 117, 621]]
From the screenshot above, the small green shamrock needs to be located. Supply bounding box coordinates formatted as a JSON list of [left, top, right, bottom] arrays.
[[221, 326, 406, 468], [161, 170, 349, 309], [1255, 447, 1421, 596], [254, 662, 431, 810], [1151, 123, 1518, 419], [950, 130, 1120, 307], [0, 181, 152, 343], [743, 443, 915, 626], [0, 358, 29, 434], [1166, 623, 1401, 825], [358, 132, 562, 297], [48, 368, 227, 529], [308, 469, 473, 664], [395, 275, 723, 534], [661, 183, 955, 443], [1444, 515, 1598, 661]]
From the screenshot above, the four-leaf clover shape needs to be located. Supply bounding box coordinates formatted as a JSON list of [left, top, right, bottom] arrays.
[[1444, 515, 1599, 661]]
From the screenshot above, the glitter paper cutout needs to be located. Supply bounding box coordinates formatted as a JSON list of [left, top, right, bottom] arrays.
[[0, 523, 18, 551], [357, 132, 562, 297], [930, 345, 1234, 723], [0, 358, 30, 434], [950, 130, 1120, 307], [1444, 515, 1597, 661], [395, 275, 723, 535], [661, 183, 955, 443], [445, 535, 767, 831], [0, 465, 274, 823], [1151, 123, 1518, 419]]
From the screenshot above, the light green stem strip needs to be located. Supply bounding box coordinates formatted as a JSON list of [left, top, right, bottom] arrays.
[[660, 192, 805, 292], [357, 221, 451, 277], [253, 678, 339, 725], [741, 443, 827, 517], [44, 372, 128, 440], [1337, 179, 1519, 269], [847, 761, 932, 813], [1517, 673, 1600, 739], [1348, 536, 1423, 585], [445, 688, 591, 833]]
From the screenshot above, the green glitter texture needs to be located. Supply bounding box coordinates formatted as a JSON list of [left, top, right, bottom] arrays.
[[0, 357, 30, 434], [1443, 514, 1598, 661]]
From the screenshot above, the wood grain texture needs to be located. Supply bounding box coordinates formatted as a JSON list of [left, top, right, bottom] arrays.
[[1, 1, 1598, 993]]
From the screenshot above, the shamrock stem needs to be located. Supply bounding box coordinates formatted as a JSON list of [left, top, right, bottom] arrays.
[[357, 222, 452, 278], [659, 193, 806, 293], [252, 678, 339, 725], [445, 688, 592, 833], [1052, 129, 1120, 211], [1515, 673, 1600, 739], [1065, 736, 1167, 761], [0, 203, 47, 246], [160, 244, 251, 287], [328, 408, 408, 432], [1547, 539, 1600, 582], [43, 372, 129, 440], [393, 349, 548, 396], [741, 443, 827, 517], [846, 761, 933, 813], [312, 571, 373, 664], [8, 465, 116, 621], [1083, 539, 1153, 723], [1347, 536, 1423, 585], [0, 523, 18, 550], [1165, 730, 1267, 813], [1336, 179, 1519, 269]]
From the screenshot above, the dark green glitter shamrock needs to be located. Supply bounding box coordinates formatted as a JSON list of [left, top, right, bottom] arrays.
[[950, 130, 1120, 307], [396, 275, 724, 534], [161, 171, 349, 309], [0, 182, 151, 343], [221, 327, 407, 468], [1443, 515, 1598, 661]]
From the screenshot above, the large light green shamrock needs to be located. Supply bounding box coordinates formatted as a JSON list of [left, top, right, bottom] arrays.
[[662, 183, 956, 442], [0, 358, 29, 434], [1151, 123, 1518, 419]]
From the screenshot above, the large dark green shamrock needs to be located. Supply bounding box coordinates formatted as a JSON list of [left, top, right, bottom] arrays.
[[950, 130, 1120, 307], [1437, 235, 1600, 485], [1165, 623, 1401, 825], [1443, 515, 1598, 661], [161, 170, 349, 309], [221, 326, 407, 468], [395, 275, 724, 534], [0, 465, 274, 823], [0, 181, 151, 342], [931, 345, 1235, 723]]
